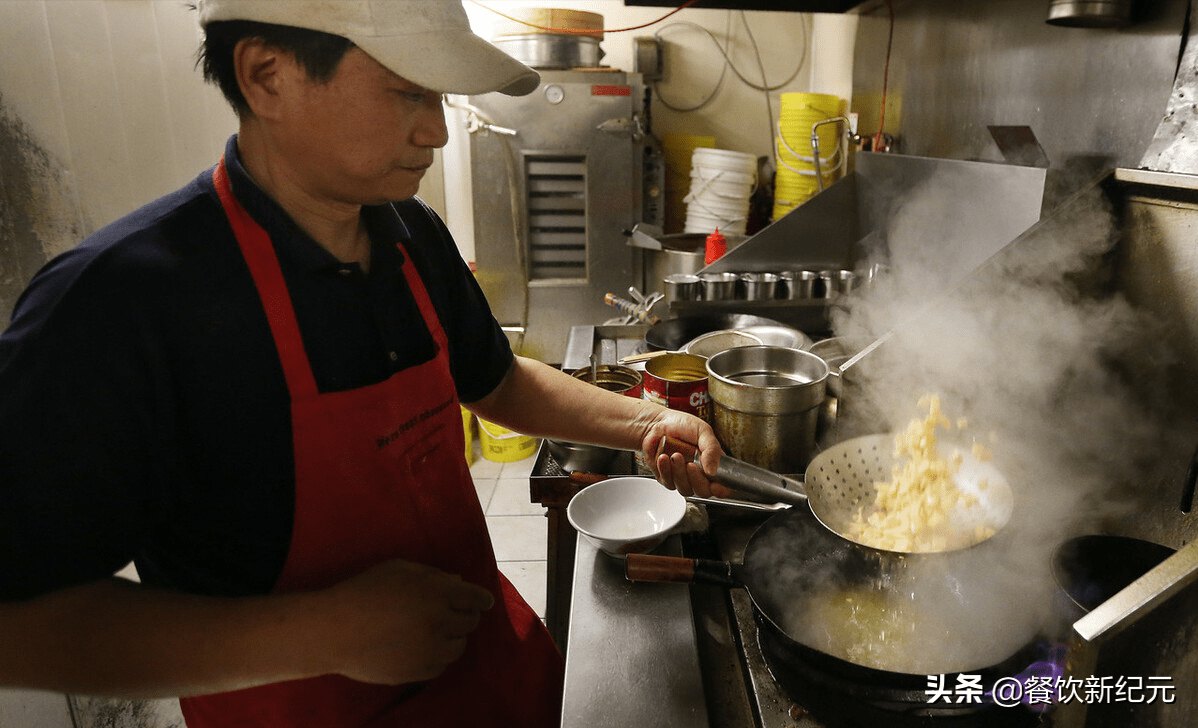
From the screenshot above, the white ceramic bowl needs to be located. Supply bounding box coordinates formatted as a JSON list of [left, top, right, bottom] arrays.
[[566, 477, 687, 557]]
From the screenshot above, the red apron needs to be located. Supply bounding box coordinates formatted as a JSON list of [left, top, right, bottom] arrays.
[[179, 159, 563, 727]]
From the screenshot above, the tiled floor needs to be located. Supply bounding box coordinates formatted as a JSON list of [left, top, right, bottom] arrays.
[[468, 441, 549, 618]]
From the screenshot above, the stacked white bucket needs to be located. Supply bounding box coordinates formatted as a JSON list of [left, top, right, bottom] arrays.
[[683, 148, 757, 237]]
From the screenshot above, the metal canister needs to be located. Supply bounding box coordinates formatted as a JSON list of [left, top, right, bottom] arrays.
[[568, 364, 644, 399], [643, 353, 710, 421], [705, 346, 828, 473]]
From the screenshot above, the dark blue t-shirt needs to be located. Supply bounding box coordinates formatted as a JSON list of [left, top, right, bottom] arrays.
[[0, 135, 513, 600]]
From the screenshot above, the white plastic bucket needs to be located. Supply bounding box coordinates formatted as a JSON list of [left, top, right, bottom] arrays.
[[685, 147, 756, 236]]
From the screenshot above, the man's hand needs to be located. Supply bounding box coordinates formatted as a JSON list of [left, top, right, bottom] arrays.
[[318, 559, 495, 685], [638, 410, 733, 499]]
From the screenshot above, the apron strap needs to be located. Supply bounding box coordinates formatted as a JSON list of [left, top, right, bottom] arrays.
[[213, 157, 319, 399]]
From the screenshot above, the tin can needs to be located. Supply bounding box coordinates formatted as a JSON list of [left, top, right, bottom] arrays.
[[567, 364, 644, 399], [643, 353, 709, 421]]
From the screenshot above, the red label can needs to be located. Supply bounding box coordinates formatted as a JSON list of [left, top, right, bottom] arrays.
[[643, 353, 709, 422]]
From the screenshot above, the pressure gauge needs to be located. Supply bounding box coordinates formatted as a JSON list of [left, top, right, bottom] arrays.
[[544, 85, 565, 105]]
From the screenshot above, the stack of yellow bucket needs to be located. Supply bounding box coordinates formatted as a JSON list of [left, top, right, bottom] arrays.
[[477, 418, 538, 463], [662, 133, 716, 234], [773, 92, 843, 220], [461, 406, 476, 466]]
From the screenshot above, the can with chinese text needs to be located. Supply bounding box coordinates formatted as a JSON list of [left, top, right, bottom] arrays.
[[643, 353, 709, 422]]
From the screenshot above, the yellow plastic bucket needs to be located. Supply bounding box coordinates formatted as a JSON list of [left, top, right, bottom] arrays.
[[478, 418, 538, 463], [461, 407, 476, 466]]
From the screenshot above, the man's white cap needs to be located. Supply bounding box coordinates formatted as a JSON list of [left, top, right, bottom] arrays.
[[197, 0, 541, 96]]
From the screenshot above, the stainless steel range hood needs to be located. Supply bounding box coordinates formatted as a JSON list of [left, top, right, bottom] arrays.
[[667, 152, 1047, 334]]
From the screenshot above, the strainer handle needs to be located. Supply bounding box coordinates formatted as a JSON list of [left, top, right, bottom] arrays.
[[658, 436, 808, 507], [713, 457, 809, 507]]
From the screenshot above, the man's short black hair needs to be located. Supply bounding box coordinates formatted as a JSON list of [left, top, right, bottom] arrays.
[[198, 20, 355, 116]]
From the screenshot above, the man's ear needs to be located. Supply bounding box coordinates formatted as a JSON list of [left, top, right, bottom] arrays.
[[234, 38, 289, 120]]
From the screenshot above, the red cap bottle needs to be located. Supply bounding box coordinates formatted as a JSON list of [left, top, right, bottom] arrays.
[[704, 227, 726, 265]]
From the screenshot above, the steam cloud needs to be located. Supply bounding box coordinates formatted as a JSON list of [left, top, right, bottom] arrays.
[[787, 171, 1187, 672]]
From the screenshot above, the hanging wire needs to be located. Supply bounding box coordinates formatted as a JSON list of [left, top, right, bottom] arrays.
[[651, 18, 732, 113], [737, 10, 780, 174], [875, 0, 895, 148], [651, 12, 808, 118]]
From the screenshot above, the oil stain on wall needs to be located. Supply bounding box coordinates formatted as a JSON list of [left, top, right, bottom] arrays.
[[70, 695, 184, 728], [0, 95, 86, 323]]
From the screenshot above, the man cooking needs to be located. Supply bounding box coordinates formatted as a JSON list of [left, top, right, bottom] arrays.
[[0, 1, 725, 726]]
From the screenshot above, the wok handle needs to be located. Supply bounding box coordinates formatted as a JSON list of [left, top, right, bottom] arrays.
[[625, 554, 739, 587], [567, 471, 608, 486]]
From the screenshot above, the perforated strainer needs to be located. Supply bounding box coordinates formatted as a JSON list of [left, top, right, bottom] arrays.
[[804, 433, 1015, 554], [661, 434, 1014, 554]]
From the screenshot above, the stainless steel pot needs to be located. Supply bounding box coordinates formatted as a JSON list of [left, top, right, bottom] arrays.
[[644, 241, 704, 297], [492, 33, 604, 69], [546, 439, 620, 474], [705, 346, 828, 473], [627, 227, 744, 298], [808, 337, 850, 437], [1046, 0, 1132, 27]]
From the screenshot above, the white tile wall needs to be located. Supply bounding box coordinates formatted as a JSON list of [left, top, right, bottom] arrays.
[[0, 0, 236, 251]]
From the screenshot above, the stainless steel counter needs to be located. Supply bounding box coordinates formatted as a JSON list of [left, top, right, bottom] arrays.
[[560, 534, 709, 728]]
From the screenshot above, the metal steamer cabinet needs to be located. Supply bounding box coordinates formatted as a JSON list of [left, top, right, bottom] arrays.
[[466, 70, 660, 364]]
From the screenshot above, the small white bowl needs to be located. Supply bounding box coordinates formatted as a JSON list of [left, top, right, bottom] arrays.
[[567, 477, 687, 557]]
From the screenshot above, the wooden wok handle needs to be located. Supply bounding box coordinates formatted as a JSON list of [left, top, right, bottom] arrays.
[[626, 554, 695, 583], [625, 554, 739, 587], [658, 435, 699, 461], [567, 471, 608, 486]]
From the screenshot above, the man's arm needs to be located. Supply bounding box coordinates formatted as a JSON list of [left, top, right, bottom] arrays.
[[0, 559, 493, 698], [465, 355, 730, 498]]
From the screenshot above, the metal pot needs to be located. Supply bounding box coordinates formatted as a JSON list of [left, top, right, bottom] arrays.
[[628, 227, 745, 298], [705, 346, 828, 473], [1046, 0, 1132, 27], [643, 313, 790, 352], [808, 337, 850, 437], [645, 241, 705, 296], [492, 33, 604, 69], [545, 439, 621, 474]]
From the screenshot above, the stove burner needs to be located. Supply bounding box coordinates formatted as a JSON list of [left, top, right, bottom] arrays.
[[754, 614, 1043, 728]]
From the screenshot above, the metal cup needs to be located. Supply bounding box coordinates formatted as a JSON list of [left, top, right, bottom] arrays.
[[780, 270, 817, 299], [817, 269, 857, 299], [738, 272, 779, 301], [662, 273, 700, 306], [698, 272, 738, 301]]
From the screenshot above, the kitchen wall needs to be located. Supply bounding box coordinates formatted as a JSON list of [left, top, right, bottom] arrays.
[[849, 0, 1188, 205], [0, 0, 854, 319], [0, 1, 850, 724], [448, 0, 857, 259], [0, 0, 236, 323]]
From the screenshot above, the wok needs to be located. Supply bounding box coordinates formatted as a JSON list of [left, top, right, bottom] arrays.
[[626, 503, 1039, 684], [644, 314, 794, 351]]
